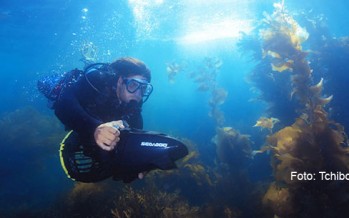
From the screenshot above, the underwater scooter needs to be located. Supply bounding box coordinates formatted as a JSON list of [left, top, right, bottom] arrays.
[[59, 128, 188, 183]]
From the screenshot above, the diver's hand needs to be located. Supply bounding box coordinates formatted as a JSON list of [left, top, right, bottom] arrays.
[[94, 120, 125, 151]]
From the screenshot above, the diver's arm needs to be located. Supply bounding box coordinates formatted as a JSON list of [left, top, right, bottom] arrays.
[[56, 88, 124, 150], [54, 80, 102, 140]]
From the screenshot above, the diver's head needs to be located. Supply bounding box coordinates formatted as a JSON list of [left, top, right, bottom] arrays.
[[110, 57, 151, 82], [110, 57, 153, 104]]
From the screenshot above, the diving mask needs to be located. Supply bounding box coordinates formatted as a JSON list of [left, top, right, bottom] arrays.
[[123, 77, 153, 102]]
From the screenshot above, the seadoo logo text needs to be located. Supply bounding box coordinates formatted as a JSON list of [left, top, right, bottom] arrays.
[[141, 141, 168, 148]]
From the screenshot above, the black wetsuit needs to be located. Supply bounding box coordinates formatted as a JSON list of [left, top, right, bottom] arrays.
[[54, 69, 188, 183], [54, 70, 143, 143]]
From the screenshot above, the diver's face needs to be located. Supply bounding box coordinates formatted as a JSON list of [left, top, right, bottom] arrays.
[[117, 75, 152, 103]]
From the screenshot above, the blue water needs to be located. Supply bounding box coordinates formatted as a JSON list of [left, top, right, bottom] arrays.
[[1, 0, 349, 217]]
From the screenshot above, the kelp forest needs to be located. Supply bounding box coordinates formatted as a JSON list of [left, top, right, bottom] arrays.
[[2, 1, 349, 218]]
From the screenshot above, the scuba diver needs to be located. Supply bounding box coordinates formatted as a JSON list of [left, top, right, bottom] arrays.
[[38, 57, 188, 183]]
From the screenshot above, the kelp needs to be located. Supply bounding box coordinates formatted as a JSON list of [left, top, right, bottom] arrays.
[[239, 28, 299, 124], [262, 182, 296, 217], [0, 106, 65, 174], [166, 62, 183, 84], [190, 57, 227, 126], [213, 127, 253, 168], [166, 57, 227, 126], [265, 115, 349, 217], [63, 181, 123, 217], [0, 106, 64, 149], [210, 127, 261, 215], [254, 117, 280, 133], [251, 2, 349, 217], [146, 138, 216, 204], [111, 186, 199, 218]]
